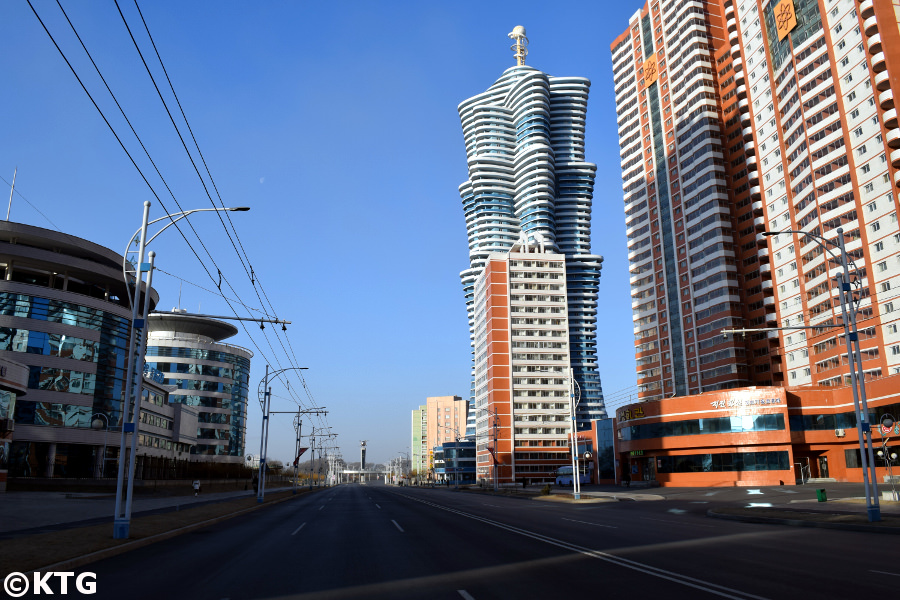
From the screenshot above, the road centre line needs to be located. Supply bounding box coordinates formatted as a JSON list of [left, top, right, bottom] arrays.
[[376, 503, 382, 509], [391, 520, 405, 533], [870, 570, 900, 577], [392, 491, 768, 600], [319, 505, 325, 511], [457, 590, 476, 600], [561, 518, 617, 529], [291, 522, 306, 536]]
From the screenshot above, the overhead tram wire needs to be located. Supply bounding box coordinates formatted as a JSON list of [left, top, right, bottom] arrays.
[[129, 0, 316, 346], [27, 0, 218, 288], [125, 2, 327, 420], [31, 1, 309, 414]]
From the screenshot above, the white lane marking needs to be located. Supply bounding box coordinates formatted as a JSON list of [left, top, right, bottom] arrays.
[[870, 570, 900, 577], [291, 522, 306, 536], [390, 492, 768, 600], [690, 501, 709, 504], [376, 504, 381, 509], [562, 517, 617, 529], [667, 508, 686, 514], [391, 519, 405, 532], [319, 505, 325, 511], [458, 590, 476, 600], [747, 489, 764, 495], [482, 504, 504, 508]]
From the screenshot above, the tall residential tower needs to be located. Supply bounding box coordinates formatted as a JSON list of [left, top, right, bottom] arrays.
[[457, 27, 607, 437], [613, 0, 900, 400]]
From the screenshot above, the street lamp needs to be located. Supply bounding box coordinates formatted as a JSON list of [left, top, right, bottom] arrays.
[[877, 414, 898, 502], [569, 368, 582, 500], [113, 201, 249, 539], [255, 365, 317, 502], [763, 228, 880, 521], [91, 413, 110, 478], [440, 425, 463, 489]]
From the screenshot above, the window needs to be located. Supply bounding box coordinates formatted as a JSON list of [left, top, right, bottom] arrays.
[[847, 90, 855, 101], [876, 241, 885, 252]]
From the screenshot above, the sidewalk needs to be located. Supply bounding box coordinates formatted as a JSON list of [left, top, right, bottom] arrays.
[[0, 485, 301, 539]]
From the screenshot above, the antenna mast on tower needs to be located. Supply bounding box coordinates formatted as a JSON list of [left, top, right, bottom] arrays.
[[508, 26, 529, 66]]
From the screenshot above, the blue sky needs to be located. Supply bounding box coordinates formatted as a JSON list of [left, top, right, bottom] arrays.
[[1, 0, 642, 465]]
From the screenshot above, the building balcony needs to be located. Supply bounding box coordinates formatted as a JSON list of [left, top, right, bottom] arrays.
[[743, 126, 754, 140], [727, 17, 737, 32], [876, 70, 892, 91], [868, 32, 882, 55], [752, 200, 764, 213], [747, 155, 757, 168], [749, 184, 761, 197], [766, 312, 778, 323], [888, 128, 900, 149], [892, 149, 900, 167], [885, 107, 898, 129], [736, 84, 747, 99], [864, 15, 879, 36], [754, 215, 766, 229], [872, 51, 887, 73], [760, 262, 771, 274], [860, 0, 875, 19], [725, 3, 735, 18], [761, 279, 773, 291], [881, 88, 894, 111], [895, 168, 900, 186], [763, 294, 775, 306], [745, 140, 756, 156], [756, 232, 768, 247], [733, 56, 743, 72]]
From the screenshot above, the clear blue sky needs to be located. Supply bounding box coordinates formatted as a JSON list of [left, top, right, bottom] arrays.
[[1, 0, 641, 465]]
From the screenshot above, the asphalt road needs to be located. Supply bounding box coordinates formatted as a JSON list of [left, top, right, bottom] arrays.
[[71, 482, 898, 600]]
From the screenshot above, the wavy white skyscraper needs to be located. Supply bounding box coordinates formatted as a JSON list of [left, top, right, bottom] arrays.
[[457, 28, 607, 435]]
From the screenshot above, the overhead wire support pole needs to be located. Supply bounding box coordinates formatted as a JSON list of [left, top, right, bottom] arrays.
[[256, 366, 313, 503], [148, 312, 291, 327]]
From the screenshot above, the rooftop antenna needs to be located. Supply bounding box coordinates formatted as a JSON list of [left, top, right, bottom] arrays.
[[6, 167, 17, 221], [508, 26, 528, 66]]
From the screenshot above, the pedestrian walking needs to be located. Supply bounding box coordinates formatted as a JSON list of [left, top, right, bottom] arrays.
[[193, 479, 201, 496]]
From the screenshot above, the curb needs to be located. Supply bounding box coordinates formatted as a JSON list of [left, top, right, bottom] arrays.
[[707, 508, 900, 534], [28, 489, 321, 574]]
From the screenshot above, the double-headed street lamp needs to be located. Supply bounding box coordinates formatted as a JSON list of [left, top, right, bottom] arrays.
[[113, 201, 249, 539], [759, 228, 880, 521], [569, 368, 582, 500], [878, 414, 897, 502]]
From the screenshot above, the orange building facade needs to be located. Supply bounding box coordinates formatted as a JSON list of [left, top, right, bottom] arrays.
[[609, 374, 900, 487]]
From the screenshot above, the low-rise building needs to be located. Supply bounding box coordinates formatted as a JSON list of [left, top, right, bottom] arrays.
[[607, 375, 900, 487]]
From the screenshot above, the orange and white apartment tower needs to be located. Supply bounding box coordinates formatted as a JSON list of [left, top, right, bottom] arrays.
[[424, 395, 468, 478], [473, 240, 575, 485], [613, 0, 900, 400]]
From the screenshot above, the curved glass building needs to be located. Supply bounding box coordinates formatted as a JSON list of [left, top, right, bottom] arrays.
[[458, 29, 607, 433], [146, 312, 251, 463]]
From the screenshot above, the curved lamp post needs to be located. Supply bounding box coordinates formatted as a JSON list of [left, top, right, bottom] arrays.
[[763, 227, 880, 521], [255, 365, 311, 502], [113, 201, 249, 539]]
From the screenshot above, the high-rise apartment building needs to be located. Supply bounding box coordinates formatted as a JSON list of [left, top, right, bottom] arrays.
[[411, 404, 427, 475], [613, 0, 900, 401], [457, 27, 607, 436], [472, 243, 575, 485], [424, 395, 467, 479]]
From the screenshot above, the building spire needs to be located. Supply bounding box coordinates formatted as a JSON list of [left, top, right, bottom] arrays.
[[508, 26, 528, 66]]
